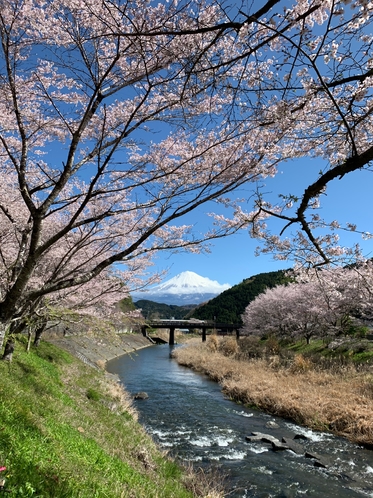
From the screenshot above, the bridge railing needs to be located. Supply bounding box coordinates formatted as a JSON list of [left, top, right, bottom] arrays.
[[143, 320, 243, 345], [146, 320, 242, 329]]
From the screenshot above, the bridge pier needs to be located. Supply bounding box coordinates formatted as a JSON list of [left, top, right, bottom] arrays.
[[169, 327, 175, 345], [202, 326, 207, 342]]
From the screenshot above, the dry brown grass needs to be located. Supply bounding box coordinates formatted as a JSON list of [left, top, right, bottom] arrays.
[[102, 376, 139, 420], [96, 358, 106, 369], [173, 339, 373, 447], [181, 462, 227, 498]]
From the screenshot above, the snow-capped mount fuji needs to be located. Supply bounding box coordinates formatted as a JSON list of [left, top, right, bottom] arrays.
[[132, 271, 231, 305]]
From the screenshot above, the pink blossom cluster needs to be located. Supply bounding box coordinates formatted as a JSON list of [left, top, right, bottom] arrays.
[[242, 261, 373, 341]]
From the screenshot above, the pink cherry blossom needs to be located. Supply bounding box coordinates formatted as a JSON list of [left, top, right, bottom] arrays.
[[0, 0, 372, 349]]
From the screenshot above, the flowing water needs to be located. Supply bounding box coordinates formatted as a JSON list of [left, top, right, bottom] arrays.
[[106, 344, 373, 497]]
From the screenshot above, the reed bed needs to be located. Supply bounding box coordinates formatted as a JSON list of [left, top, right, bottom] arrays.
[[173, 337, 373, 447]]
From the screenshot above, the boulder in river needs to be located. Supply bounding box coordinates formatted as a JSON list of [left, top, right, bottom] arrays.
[[281, 437, 305, 455], [246, 432, 330, 465], [293, 433, 309, 441], [134, 392, 149, 400], [246, 432, 289, 450], [266, 420, 280, 429], [305, 451, 330, 468]]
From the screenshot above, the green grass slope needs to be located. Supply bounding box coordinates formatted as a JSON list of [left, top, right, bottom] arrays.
[[0, 337, 196, 498]]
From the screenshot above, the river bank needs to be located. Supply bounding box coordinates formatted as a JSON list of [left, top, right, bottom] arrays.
[[1, 335, 222, 498], [172, 336, 373, 448], [47, 331, 152, 370], [107, 339, 373, 497]]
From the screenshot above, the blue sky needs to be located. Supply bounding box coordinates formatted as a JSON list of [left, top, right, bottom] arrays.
[[133, 0, 373, 289], [148, 159, 373, 288], [39, 0, 372, 292]]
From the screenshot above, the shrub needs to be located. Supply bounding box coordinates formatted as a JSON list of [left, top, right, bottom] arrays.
[[218, 337, 239, 357], [265, 336, 281, 355], [290, 354, 313, 373], [345, 324, 369, 337], [207, 335, 219, 352], [355, 326, 369, 338], [86, 388, 101, 401], [236, 336, 265, 360]]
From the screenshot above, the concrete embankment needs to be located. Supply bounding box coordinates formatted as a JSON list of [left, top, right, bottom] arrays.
[[47, 332, 153, 369]]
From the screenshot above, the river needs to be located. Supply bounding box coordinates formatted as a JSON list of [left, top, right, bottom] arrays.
[[106, 344, 373, 497]]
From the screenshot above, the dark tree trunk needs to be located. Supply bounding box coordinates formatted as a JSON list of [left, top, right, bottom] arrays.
[[33, 321, 47, 347], [2, 339, 15, 362]]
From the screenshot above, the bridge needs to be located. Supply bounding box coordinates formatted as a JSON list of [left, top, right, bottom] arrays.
[[141, 319, 242, 345]]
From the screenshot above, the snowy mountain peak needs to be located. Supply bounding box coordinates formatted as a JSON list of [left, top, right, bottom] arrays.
[[132, 271, 231, 305], [154, 271, 231, 294]]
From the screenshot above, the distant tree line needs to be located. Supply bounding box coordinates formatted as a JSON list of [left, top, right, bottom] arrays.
[[134, 300, 196, 320]]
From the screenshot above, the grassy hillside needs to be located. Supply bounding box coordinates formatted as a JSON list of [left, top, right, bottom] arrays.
[[0, 337, 214, 497], [189, 269, 291, 323]]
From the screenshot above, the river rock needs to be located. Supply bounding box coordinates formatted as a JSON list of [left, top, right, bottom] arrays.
[[245, 434, 266, 443], [134, 392, 149, 400], [266, 421, 280, 429], [281, 437, 305, 455], [248, 432, 289, 450], [250, 432, 279, 444], [305, 451, 329, 468], [293, 433, 309, 441], [271, 440, 289, 451]]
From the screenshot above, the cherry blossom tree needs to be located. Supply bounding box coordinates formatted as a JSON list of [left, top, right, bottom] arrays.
[[0, 0, 285, 349], [0, 170, 147, 347], [221, 0, 373, 267], [242, 262, 373, 343], [241, 282, 332, 343], [1, 0, 373, 352], [295, 262, 373, 330], [240, 285, 290, 338]]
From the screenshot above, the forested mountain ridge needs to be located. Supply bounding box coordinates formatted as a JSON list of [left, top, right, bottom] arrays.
[[133, 269, 292, 323], [188, 269, 292, 324], [133, 300, 196, 320]]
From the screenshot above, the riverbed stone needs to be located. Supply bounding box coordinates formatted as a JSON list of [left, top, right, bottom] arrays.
[[246, 434, 265, 443], [281, 437, 305, 455], [134, 392, 149, 400], [293, 433, 309, 441], [271, 440, 289, 451], [305, 451, 329, 468], [248, 432, 289, 450], [251, 432, 280, 444], [266, 420, 280, 429]]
